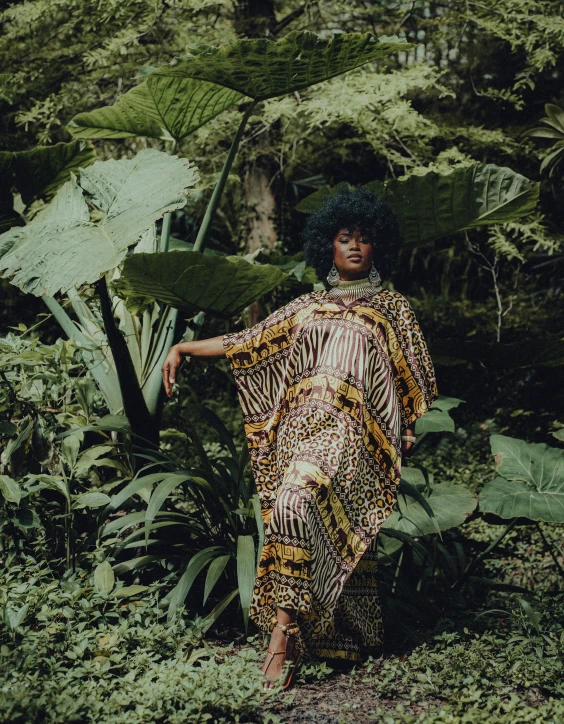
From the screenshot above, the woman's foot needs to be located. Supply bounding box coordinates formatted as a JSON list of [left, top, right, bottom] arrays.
[[261, 624, 298, 688]]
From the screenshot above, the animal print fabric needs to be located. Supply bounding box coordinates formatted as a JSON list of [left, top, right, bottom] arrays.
[[223, 289, 438, 660]]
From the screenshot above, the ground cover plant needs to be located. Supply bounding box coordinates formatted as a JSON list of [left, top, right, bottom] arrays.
[[1, 0, 564, 721]]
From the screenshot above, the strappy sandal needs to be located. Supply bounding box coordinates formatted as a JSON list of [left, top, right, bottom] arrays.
[[263, 621, 302, 690]]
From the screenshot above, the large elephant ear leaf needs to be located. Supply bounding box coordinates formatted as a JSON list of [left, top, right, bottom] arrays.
[[296, 164, 539, 247], [68, 77, 245, 141], [382, 164, 539, 247], [0, 149, 199, 296], [114, 250, 288, 318], [0, 141, 96, 232], [479, 435, 564, 522], [160, 31, 408, 101], [68, 31, 409, 141], [382, 479, 477, 536]]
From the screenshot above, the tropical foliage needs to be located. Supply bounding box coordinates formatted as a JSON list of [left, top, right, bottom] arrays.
[[1, 0, 564, 720]]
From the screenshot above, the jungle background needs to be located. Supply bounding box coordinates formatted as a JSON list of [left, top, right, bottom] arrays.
[[1, 0, 564, 722]]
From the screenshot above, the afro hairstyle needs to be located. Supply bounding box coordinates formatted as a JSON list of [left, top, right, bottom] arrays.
[[302, 186, 401, 283]]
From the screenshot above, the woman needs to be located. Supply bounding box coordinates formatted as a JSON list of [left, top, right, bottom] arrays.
[[162, 188, 438, 688]]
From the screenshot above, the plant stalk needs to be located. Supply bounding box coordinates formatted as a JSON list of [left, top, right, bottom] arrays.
[[452, 517, 519, 590], [159, 139, 178, 253], [535, 522, 564, 581], [193, 102, 257, 253], [96, 276, 158, 447]]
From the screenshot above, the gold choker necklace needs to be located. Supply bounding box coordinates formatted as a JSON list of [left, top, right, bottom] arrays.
[[327, 277, 382, 303]]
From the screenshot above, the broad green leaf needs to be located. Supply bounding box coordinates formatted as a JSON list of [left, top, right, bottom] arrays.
[[75, 445, 114, 477], [237, 534, 256, 631], [94, 561, 115, 594], [115, 251, 287, 318], [414, 393, 463, 434], [415, 409, 455, 434], [297, 164, 539, 247], [68, 31, 408, 141], [432, 395, 464, 412], [0, 475, 21, 505], [381, 165, 539, 247], [382, 482, 477, 536], [0, 141, 96, 231], [73, 492, 111, 509], [68, 76, 245, 141], [203, 554, 231, 605], [479, 435, 564, 522], [5, 603, 29, 631], [61, 433, 81, 470], [115, 584, 148, 599], [0, 149, 199, 296]]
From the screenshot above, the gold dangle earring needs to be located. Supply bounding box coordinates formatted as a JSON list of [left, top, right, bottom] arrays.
[[368, 262, 381, 285], [327, 262, 340, 286]]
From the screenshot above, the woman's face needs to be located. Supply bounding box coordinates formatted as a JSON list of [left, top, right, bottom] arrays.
[[332, 227, 373, 280]]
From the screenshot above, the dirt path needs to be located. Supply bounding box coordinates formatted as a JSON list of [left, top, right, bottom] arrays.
[[267, 671, 441, 723]]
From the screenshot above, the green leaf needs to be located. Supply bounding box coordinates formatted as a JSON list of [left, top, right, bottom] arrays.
[[0, 422, 17, 436], [431, 395, 465, 412], [113, 555, 159, 575], [68, 76, 245, 141], [0, 475, 21, 505], [382, 481, 477, 536], [479, 435, 564, 522], [145, 473, 192, 542], [236, 534, 256, 631], [13, 508, 38, 529], [167, 547, 222, 622], [115, 251, 287, 318], [107, 472, 169, 511], [0, 141, 96, 231], [94, 561, 115, 594], [201, 589, 239, 634], [115, 584, 148, 599], [0, 417, 33, 467], [297, 164, 539, 247], [203, 554, 231, 605], [68, 31, 408, 142], [0, 149, 199, 296], [73, 492, 111, 509], [415, 408, 455, 434], [75, 445, 114, 477], [387, 165, 539, 246]]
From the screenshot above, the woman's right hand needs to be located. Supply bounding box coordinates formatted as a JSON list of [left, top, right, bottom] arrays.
[[162, 344, 185, 398]]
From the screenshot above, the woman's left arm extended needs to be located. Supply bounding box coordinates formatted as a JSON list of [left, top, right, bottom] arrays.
[[162, 336, 226, 397]]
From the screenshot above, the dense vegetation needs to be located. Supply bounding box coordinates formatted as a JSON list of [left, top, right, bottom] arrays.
[[1, 1, 563, 721]]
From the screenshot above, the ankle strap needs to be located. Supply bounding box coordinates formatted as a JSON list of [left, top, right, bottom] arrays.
[[274, 622, 300, 636]]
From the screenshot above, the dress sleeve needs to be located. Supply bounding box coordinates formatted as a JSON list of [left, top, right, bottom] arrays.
[[385, 294, 438, 430], [222, 294, 312, 423]]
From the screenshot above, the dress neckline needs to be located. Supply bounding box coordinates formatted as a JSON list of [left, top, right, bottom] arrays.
[[326, 276, 382, 303]]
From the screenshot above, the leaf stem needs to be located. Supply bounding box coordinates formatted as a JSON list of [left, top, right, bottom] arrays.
[[452, 517, 518, 590], [159, 139, 178, 253], [535, 522, 564, 581], [193, 102, 257, 253]]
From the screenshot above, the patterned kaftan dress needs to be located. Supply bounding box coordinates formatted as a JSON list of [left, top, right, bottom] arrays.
[[223, 280, 438, 661]]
